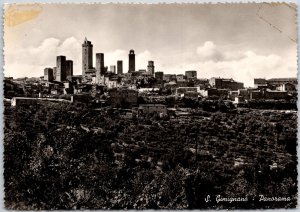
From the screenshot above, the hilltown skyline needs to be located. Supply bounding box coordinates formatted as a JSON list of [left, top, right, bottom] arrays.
[[5, 36, 297, 88], [4, 3, 297, 86]]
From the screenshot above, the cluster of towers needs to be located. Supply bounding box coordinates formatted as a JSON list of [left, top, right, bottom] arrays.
[[82, 38, 155, 78], [44, 56, 73, 82], [44, 37, 155, 82]]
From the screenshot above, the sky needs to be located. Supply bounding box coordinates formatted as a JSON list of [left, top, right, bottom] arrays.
[[4, 3, 297, 86]]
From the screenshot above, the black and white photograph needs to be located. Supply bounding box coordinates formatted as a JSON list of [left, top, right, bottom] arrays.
[[3, 2, 298, 209]]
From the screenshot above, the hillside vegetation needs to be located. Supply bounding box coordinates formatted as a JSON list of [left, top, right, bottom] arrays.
[[4, 102, 297, 209]]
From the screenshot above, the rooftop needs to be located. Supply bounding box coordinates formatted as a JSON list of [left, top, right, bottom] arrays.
[[267, 78, 297, 82]]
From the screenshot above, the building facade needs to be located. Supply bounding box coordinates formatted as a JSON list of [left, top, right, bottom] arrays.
[[176, 87, 200, 96], [250, 89, 289, 100], [209, 77, 244, 90], [254, 78, 267, 88], [199, 88, 229, 98], [276, 83, 296, 92]]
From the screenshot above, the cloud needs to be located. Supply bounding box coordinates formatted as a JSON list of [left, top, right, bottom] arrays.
[[104, 49, 127, 70], [5, 36, 81, 77], [162, 41, 296, 87], [196, 41, 248, 62], [196, 41, 224, 62]]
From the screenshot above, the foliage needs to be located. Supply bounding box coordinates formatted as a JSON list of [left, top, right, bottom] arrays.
[[4, 102, 298, 209]]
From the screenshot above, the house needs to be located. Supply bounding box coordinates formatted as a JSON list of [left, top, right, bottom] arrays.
[[250, 89, 289, 100], [199, 88, 229, 98], [209, 77, 244, 90], [176, 87, 200, 96], [276, 83, 296, 92]]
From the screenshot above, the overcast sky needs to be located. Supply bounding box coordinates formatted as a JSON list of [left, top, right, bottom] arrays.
[[4, 3, 297, 86]]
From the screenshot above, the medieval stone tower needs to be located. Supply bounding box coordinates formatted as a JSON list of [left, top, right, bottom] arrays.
[[82, 37, 93, 76], [128, 49, 135, 73], [147, 61, 155, 75]]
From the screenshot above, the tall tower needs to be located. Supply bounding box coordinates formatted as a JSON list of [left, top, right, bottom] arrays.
[[128, 49, 135, 73], [53, 67, 57, 80], [82, 37, 93, 76], [44, 68, 54, 82], [147, 61, 155, 75], [185, 70, 197, 80], [66, 60, 73, 78], [56, 55, 67, 81], [117, 60, 123, 75], [96, 53, 105, 75]]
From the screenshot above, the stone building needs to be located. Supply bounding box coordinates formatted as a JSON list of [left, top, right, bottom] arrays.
[[66, 60, 73, 78], [155, 72, 164, 81], [199, 88, 229, 98], [209, 77, 244, 90], [267, 78, 297, 85], [254, 78, 297, 90], [176, 87, 200, 96], [53, 67, 57, 81], [56, 56, 67, 82], [96, 53, 105, 74], [254, 78, 267, 88], [250, 89, 289, 100], [176, 74, 185, 82], [44, 68, 54, 82], [128, 50, 135, 73], [117, 60, 123, 75], [147, 61, 155, 75], [185, 70, 197, 80], [82, 37, 93, 76], [163, 74, 176, 82], [276, 83, 296, 92]]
